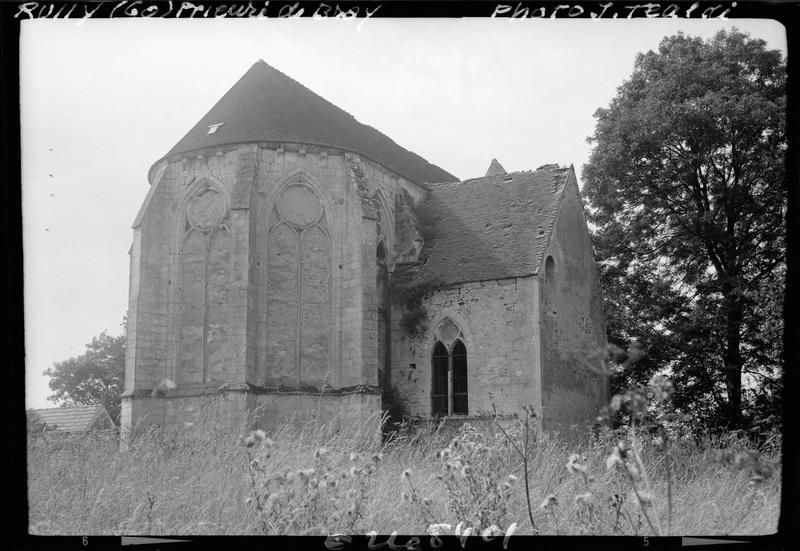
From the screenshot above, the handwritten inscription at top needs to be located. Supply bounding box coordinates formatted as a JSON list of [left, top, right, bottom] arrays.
[[15, 1, 737, 20]]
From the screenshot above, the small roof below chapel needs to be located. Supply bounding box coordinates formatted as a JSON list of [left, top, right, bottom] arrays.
[[29, 404, 115, 433], [485, 159, 506, 176]]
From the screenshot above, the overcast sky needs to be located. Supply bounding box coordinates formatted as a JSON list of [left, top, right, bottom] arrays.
[[21, 17, 786, 409]]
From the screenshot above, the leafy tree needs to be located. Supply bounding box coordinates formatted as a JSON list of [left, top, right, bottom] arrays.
[[583, 30, 786, 429], [43, 322, 126, 424]]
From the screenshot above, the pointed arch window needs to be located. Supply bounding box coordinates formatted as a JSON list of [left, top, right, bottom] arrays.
[[264, 182, 332, 386], [178, 183, 230, 384], [431, 318, 469, 416]]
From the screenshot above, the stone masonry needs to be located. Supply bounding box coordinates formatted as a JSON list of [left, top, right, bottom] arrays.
[[121, 61, 608, 441]]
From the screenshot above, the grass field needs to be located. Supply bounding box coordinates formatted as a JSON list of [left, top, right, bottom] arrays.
[[27, 409, 780, 536]]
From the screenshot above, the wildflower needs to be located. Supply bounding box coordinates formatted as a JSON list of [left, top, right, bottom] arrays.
[[241, 434, 258, 448], [540, 494, 559, 510], [451, 438, 460, 449], [574, 492, 595, 507], [608, 493, 622, 508], [350, 466, 360, 478], [454, 522, 464, 536], [507, 474, 519, 485], [461, 465, 472, 476], [252, 429, 267, 442], [426, 524, 452, 536], [402, 491, 411, 501], [481, 525, 503, 538], [244, 497, 253, 505], [566, 454, 587, 474], [401, 469, 412, 480], [372, 452, 384, 463]]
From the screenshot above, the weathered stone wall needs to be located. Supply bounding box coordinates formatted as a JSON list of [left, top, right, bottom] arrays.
[[539, 174, 608, 429], [390, 277, 542, 419], [123, 141, 423, 437]]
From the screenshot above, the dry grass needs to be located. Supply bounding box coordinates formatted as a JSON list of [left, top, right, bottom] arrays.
[[27, 408, 780, 536]]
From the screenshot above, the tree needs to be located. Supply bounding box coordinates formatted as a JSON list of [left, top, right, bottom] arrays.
[[583, 30, 786, 428], [43, 322, 126, 424]]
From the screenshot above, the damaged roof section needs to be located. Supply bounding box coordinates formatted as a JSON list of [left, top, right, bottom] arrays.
[[397, 164, 572, 287]]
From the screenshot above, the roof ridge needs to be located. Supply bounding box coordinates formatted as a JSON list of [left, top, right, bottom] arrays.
[[31, 405, 100, 412]]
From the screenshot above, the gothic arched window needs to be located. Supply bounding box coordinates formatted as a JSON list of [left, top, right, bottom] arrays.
[[264, 183, 331, 386], [178, 183, 230, 384], [432, 341, 449, 415], [431, 318, 469, 416]]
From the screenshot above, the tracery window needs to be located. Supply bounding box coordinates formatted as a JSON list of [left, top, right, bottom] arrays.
[[178, 184, 230, 384], [431, 318, 469, 416], [265, 183, 332, 386]]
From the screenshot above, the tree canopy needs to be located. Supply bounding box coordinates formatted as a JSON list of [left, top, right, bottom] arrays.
[[582, 30, 786, 429], [43, 324, 126, 424]]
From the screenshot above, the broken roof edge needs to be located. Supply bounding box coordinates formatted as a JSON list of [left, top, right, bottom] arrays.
[[534, 165, 579, 273], [147, 140, 448, 192], [431, 163, 573, 188]]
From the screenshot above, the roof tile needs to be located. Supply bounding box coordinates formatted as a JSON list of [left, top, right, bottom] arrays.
[[155, 60, 456, 186], [31, 405, 111, 433], [402, 165, 572, 287]]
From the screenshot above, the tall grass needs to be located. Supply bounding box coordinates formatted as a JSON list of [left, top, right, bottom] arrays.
[[27, 405, 780, 536]]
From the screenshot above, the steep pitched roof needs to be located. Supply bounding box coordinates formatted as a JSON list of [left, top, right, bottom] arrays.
[[30, 405, 114, 433], [153, 60, 456, 186], [400, 164, 572, 286]]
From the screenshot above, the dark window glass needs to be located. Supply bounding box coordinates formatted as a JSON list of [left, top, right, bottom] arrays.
[[432, 341, 448, 415], [452, 340, 468, 414]]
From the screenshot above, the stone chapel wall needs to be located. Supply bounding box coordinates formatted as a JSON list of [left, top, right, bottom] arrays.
[[539, 175, 608, 429], [123, 142, 420, 436], [390, 277, 541, 419]]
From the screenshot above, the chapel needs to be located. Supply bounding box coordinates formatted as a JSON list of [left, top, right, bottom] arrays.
[[121, 60, 608, 437]]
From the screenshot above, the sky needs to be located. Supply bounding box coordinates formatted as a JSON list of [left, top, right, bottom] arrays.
[[21, 16, 787, 409]]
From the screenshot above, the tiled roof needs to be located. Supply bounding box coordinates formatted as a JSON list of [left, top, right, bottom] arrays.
[[401, 164, 572, 287], [30, 405, 113, 433], [154, 60, 456, 186]]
